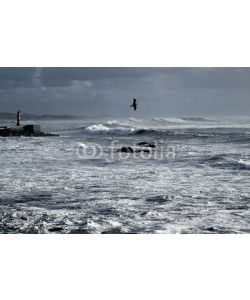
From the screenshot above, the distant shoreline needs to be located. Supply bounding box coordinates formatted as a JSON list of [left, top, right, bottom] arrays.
[[0, 112, 117, 120]]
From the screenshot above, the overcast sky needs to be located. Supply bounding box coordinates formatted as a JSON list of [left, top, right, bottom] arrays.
[[0, 67, 250, 117]]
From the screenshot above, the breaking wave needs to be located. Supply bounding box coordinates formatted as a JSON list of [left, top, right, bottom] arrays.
[[77, 122, 250, 143], [59, 118, 250, 143], [84, 124, 136, 135]]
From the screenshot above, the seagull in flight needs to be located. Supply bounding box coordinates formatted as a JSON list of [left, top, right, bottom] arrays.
[[130, 98, 138, 111]]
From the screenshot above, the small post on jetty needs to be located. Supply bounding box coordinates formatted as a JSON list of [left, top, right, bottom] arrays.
[[17, 110, 21, 126]]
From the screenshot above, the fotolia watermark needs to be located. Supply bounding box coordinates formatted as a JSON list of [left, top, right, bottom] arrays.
[[76, 140, 183, 160]]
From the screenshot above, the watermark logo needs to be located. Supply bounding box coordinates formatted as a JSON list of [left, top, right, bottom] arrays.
[[76, 142, 103, 160], [76, 140, 182, 160]]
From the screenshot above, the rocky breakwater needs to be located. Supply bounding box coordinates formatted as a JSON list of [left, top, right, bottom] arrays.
[[0, 124, 58, 137]]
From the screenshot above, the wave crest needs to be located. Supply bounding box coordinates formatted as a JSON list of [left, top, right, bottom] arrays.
[[84, 124, 136, 135]]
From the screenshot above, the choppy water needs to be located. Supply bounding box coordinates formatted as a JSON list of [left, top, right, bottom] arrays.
[[0, 116, 250, 233]]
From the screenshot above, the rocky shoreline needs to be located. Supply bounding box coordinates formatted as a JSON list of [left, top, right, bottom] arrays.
[[0, 126, 58, 137], [0, 111, 59, 137], [0, 130, 58, 137]]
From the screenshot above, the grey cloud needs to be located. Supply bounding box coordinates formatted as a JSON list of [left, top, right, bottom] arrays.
[[0, 67, 160, 89], [179, 68, 250, 89], [0, 67, 35, 89], [1, 67, 250, 116], [1, 67, 250, 89]]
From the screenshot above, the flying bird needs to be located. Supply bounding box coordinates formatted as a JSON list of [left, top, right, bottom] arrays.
[[130, 98, 138, 111]]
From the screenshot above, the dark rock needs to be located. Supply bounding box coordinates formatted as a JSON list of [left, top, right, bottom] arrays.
[[117, 146, 134, 153], [0, 123, 57, 137], [48, 227, 63, 232], [0, 127, 58, 137], [206, 227, 216, 232]]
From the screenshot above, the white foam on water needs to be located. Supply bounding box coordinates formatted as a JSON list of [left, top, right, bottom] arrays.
[[84, 124, 136, 135], [104, 120, 121, 125], [1, 117, 250, 234]]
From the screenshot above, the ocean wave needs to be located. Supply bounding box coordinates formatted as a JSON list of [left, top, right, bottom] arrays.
[[207, 154, 226, 162], [146, 195, 172, 203], [128, 117, 216, 124], [133, 128, 211, 139], [134, 129, 157, 135], [84, 124, 136, 135], [229, 136, 250, 144], [161, 117, 186, 123], [181, 117, 215, 122], [128, 118, 139, 122], [207, 155, 250, 170], [150, 117, 215, 123], [221, 160, 250, 170], [104, 120, 121, 126], [238, 159, 250, 169], [128, 117, 185, 124], [80, 124, 230, 139], [59, 119, 250, 142]]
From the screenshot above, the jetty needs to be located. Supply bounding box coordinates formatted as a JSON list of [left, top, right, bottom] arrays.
[[0, 111, 58, 137]]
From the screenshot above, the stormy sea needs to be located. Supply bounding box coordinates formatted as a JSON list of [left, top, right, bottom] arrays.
[[0, 114, 249, 234]]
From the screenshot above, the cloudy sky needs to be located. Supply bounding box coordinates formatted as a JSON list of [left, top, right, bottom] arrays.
[[0, 67, 250, 117]]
